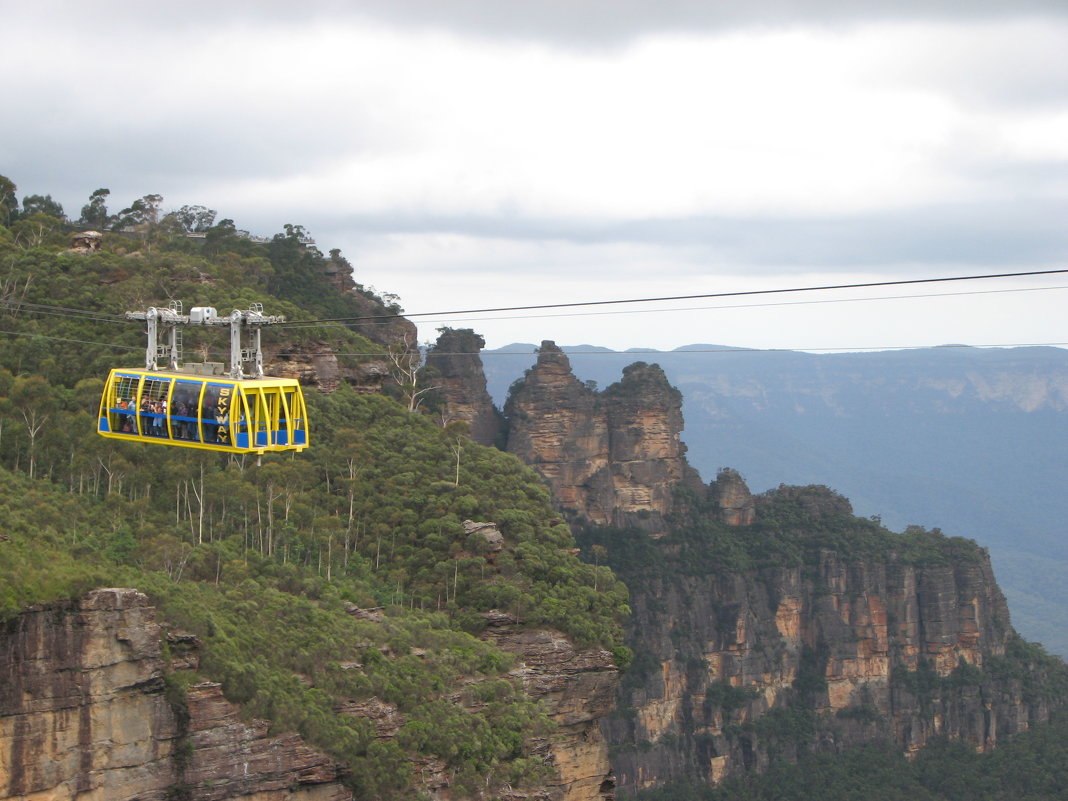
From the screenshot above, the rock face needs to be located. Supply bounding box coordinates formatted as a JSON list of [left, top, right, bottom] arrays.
[[505, 342, 700, 533], [481, 620, 619, 801], [0, 589, 350, 801], [267, 341, 389, 394], [602, 531, 1059, 796], [707, 468, 756, 526], [426, 328, 505, 446], [0, 588, 620, 801]]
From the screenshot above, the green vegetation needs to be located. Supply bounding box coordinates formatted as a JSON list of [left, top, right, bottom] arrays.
[[0, 175, 628, 799], [577, 484, 988, 582], [637, 710, 1068, 800]]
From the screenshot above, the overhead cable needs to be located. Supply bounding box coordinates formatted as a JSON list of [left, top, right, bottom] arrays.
[[274, 267, 1068, 327]]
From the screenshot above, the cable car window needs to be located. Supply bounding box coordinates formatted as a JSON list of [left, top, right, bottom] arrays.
[[138, 377, 171, 437], [236, 391, 251, 449], [109, 374, 140, 435], [276, 389, 289, 445], [201, 387, 218, 444], [171, 380, 202, 441]]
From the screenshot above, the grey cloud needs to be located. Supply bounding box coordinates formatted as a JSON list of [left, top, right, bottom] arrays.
[[316, 196, 1068, 275], [19, 1, 1068, 47], [342, 0, 1068, 46]]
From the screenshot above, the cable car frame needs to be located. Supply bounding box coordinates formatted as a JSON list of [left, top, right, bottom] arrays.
[[97, 303, 309, 454]]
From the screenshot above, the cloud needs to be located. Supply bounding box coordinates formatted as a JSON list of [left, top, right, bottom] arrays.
[[202, 0, 1068, 47], [2, 2, 1065, 356]]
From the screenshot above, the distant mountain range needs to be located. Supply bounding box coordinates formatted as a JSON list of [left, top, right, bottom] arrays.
[[482, 343, 1068, 656]]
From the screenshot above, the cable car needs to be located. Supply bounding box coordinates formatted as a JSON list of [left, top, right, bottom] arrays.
[[97, 303, 309, 454], [98, 368, 308, 454]]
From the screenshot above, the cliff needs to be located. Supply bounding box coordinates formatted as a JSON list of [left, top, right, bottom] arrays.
[[267, 340, 390, 394], [0, 588, 348, 801], [481, 618, 619, 801], [426, 328, 505, 446], [479, 343, 1068, 657], [504, 342, 701, 534], [0, 588, 618, 801], [582, 484, 1066, 796]]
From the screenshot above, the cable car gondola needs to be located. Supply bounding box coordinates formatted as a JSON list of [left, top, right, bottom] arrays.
[[97, 304, 309, 454]]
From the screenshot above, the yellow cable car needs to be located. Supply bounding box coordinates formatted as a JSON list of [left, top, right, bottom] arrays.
[[97, 368, 309, 454], [97, 304, 309, 454]]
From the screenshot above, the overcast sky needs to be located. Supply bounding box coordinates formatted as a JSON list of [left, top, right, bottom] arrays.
[[4, 1, 1067, 352]]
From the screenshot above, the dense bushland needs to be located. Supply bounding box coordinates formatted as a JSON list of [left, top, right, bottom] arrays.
[[0, 181, 627, 799]]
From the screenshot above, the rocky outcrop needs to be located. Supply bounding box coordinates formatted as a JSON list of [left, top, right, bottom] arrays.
[[426, 328, 505, 446], [0, 588, 621, 801], [481, 619, 619, 801], [505, 342, 700, 534], [267, 342, 389, 394], [707, 468, 756, 526], [601, 528, 1061, 796], [0, 588, 350, 801]]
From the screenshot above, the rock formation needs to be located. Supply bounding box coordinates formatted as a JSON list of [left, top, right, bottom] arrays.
[[0, 588, 349, 801], [481, 619, 619, 801], [267, 341, 389, 394], [426, 328, 505, 446], [0, 588, 620, 801], [265, 262, 417, 394], [598, 486, 1064, 796], [505, 342, 701, 534], [707, 468, 756, 526]]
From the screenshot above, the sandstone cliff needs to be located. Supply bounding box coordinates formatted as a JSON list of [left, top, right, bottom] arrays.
[[505, 342, 701, 534], [267, 341, 390, 394], [426, 328, 505, 446], [0, 589, 618, 801], [0, 589, 348, 801], [481, 618, 619, 801], [588, 483, 1065, 796]]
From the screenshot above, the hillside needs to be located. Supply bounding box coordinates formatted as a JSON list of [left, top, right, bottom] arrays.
[[0, 191, 628, 800], [481, 343, 1068, 656]]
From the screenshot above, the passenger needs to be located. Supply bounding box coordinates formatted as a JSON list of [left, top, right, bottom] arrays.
[[175, 400, 189, 439], [203, 399, 218, 443], [116, 398, 128, 432]]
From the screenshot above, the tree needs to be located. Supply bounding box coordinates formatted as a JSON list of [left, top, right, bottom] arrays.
[[203, 218, 243, 255], [0, 175, 18, 226], [79, 188, 111, 228], [386, 333, 439, 413], [3, 374, 58, 479], [113, 193, 163, 229], [444, 421, 470, 486], [166, 204, 217, 234], [10, 213, 65, 249], [20, 194, 65, 220]]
